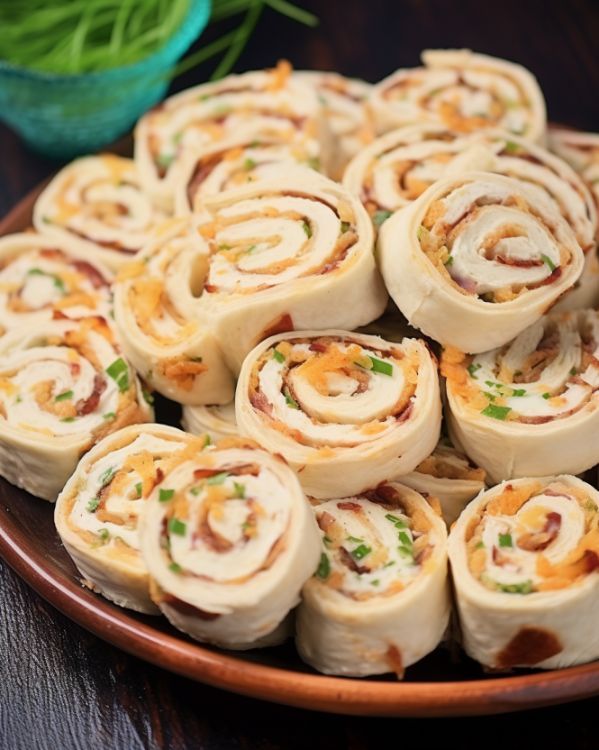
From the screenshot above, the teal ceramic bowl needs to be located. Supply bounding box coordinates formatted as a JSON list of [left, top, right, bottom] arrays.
[[0, 0, 211, 159]]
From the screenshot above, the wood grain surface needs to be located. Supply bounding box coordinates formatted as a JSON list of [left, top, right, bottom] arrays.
[[0, 0, 598, 747]]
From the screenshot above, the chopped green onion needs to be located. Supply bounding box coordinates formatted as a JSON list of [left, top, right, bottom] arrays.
[[504, 141, 520, 153], [316, 552, 330, 579], [86, 497, 100, 513], [398, 531, 412, 547], [272, 348, 285, 363], [103, 412, 116, 421], [207, 472, 229, 485], [370, 356, 393, 376], [55, 390, 73, 402], [385, 513, 407, 528], [168, 518, 187, 536], [352, 544, 371, 560], [481, 404, 511, 420], [106, 357, 129, 393], [511, 388, 526, 397], [142, 389, 154, 405], [243, 158, 256, 170], [159, 488, 174, 502], [99, 466, 115, 486], [135, 482, 143, 499], [541, 254, 557, 272], [168, 562, 182, 574], [302, 221, 312, 238], [498, 532, 513, 548], [340, 221, 350, 233], [284, 388, 299, 409], [346, 535, 363, 544], [497, 580, 533, 594], [542, 392, 551, 400], [467, 363, 481, 378], [98, 529, 110, 543], [233, 482, 246, 499], [60, 416, 76, 423]]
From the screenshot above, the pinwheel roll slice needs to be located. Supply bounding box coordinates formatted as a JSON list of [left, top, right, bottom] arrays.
[[369, 49, 546, 142], [33, 155, 167, 270], [173, 136, 321, 216], [548, 128, 599, 220], [236, 330, 441, 499], [401, 438, 486, 525], [55, 424, 194, 613], [294, 71, 374, 178], [296, 482, 449, 677], [134, 61, 331, 211], [0, 317, 152, 501], [344, 126, 596, 259], [195, 173, 387, 373], [449, 475, 599, 669], [442, 309, 599, 484], [113, 219, 234, 405], [139, 442, 321, 650], [379, 171, 584, 352], [181, 401, 237, 442], [0, 232, 112, 335]]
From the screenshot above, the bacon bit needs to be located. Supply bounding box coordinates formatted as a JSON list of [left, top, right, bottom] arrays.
[[386, 645, 404, 679], [249, 390, 273, 416], [583, 549, 599, 572], [495, 627, 562, 669], [309, 341, 328, 353], [317, 511, 336, 532], [259, 313, 294, 341], [70, 362, 81, 377], [154, 467, 165, 486], [75, 374, 106, 416], [72, 260, 110, 289], [538, 267, 562, 287], [396, 402, 413, 423], [415, 544, 433, 564], [518, 511, 562, 552], [339, 546, 369, 574], [161, 593, 221, 620], [367, 483, 405, 509], [337, 501, 362, 511], [52, 309, 70, 320], [193, 468, 224, 480], [226, 463, 261, 477]]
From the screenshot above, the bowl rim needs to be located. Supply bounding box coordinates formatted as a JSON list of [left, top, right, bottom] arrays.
[[0, 0, 211, 83]]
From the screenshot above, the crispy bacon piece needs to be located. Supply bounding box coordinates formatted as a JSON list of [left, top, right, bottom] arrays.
[[582, 549, 599, 573], [76, 374, 106, 416], [317, 511, 336, 532], [517, 511, 561, 552], [339, 546, 369, 574], [72, 260, 110, 289], [249, 390, 273, 416], [337, 501, 362, 511], [161, 593, 220, 620]]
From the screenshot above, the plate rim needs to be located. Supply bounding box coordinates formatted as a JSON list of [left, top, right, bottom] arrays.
[[0, 155, 598, 718]]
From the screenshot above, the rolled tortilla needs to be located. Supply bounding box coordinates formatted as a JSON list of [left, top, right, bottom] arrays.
[[343, 126, 596, 266], [379, 171, 584, 352], [173, 137, 322, 216], [33, 155, 167, 270], [442, 309, 599, 483], [369, 49, 546, 143], [0, 317, 153, 501], [113, 218, 235, 406], [138, 440, 321, 650], [55, 423, 194, 614], [296, 481, 449, 677], [181, 401, 237, 442], [294, 70, 374, 178], [235, 329, 441, 499], [401, 438, 486, 525], [192, 173, 387, 374], [134, 61, 331, 211], [0, 231, 112, 335], [448, 475, 599, 670]]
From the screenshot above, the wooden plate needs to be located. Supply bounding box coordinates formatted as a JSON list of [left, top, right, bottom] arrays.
[[1, 179, 598, 718]]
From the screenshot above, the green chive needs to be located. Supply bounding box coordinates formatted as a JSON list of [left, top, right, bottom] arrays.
[[243, 158, 256, 170], [100, 467, 115, 486], [352, 544, 371, 560], [475, 541, 485, 550], [483, 391, 496, 401], [86, 497, 100, 513], [370, 356, 393, 376], [168, 518, 187, 536], [55, 390, 73, 402], [511, 388, 526, 397], [190, 486, 202, 496], [444, 255, 454, 267], [398, 531, 412, 547], [306, 157, 321, 170], [60, 416, 76, 423], [156, 153, 174, 169], [385, 513, 407, 528], [168, 562, 182, 573], [203, 435, 212, 448], [302, 221, 312, 238], [398, 545, 413, 558], [542, 392, 551, 400], [340, 221, 350, 233], [246, 244, 258, 254], [371, 579, 380, 586], [497, 580, 533, 594], [142, 388, 154, 405], [504, 141, 520, 153], [541, 254, 557, 272], [467, 362, 482, 378], [323, 535, 333, 547], [102, 412, 116, 420], [135, 482, 143, 499], [273, 348, 285, 363], [373, 210, 393, 227], [346, 535, 363, 543], [106, 357, 129, 393], [498, 532, 513, 548], [206, 471, 229, 485], [570, 367, 577, 376], [481, 404, 511, 420], [233, 482, 246, 499], [284, 388, 299, 409], [98, 529, 110, 543], [159, 488, 175, 502], [316, 552, 330, 579]]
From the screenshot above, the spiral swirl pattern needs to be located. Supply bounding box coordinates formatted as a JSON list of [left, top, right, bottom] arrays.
[[449, 475, 599, 669], [55, 424, 193, 613], [379, 171, 585, 352], [0, 232, 112, 336], [139, 442, 321, 649], [296, 482, 449, 676], [236, 330, 441, 499], [134, 62, 330, 211], [33, 155, 167, 270], [442, 309, 599, 482], [369, 49, 546, 142]]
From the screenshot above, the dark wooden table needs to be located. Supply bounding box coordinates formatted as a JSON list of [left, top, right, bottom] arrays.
[[1, 1, 598, 747]]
